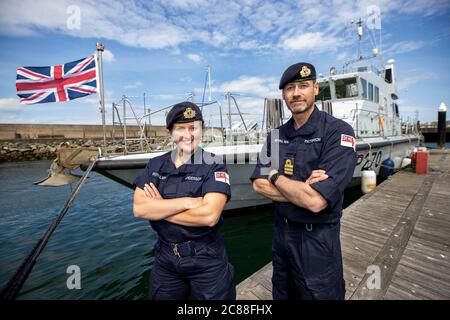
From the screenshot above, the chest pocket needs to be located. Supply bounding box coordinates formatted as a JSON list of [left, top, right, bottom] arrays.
[[278, 142, 295, 174], [160, 182, 178, 198], [160, 174, 205, 198], [295, 142, 323, 180]]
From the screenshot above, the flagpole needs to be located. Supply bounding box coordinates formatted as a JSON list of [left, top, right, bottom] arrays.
[[96, 43, 106, 153]]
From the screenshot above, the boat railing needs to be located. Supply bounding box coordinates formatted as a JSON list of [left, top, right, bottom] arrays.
[[109, 94, 263, 155], [107, 87, 279, 155], [110, 95, 152, 155], [402, 121, 420, 135], [350, 105, 390, 138]]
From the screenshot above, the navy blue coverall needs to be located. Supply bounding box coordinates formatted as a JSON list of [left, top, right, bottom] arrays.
[[134, 148, 235, 300], [251, 106, 357, 300]]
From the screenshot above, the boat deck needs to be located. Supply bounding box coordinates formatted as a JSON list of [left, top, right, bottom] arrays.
[[236, 149, 450, 300]]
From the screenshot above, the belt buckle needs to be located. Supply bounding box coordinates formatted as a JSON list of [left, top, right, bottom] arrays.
[[172, 244, 181, 257]]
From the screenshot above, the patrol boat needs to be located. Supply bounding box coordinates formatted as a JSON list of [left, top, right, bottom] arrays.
[[83, 56, 420, 210], [79, 27, 420, 210]]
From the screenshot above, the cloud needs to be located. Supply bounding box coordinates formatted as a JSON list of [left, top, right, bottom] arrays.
[[0, 0, 193, 50], [385, 40, 427, 55], [186, 53, 203, 64], [336, 51, 350, 62], [163, 0, 209, 9], [397, 0, 450, 16], [208, 76, 279, 98], [0, 98, 23, 113], [151, 93, 190, 100], [179, 76, 193, 83], [124, 81, 143, 89], [0, 0, 448, 56], [397, 72, 439, 91], [81, 89, 115, 106], [279, 32, 344, 52], [191, 75, 284, 127], [102, 49, 115, 62]]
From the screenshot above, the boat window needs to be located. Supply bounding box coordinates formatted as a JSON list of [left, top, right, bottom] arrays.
[[316, 81, 331, 101], [374, 86, 379, 103], [335, 78, 358, 99], [368, 83, 374, 101], [360, 78, 367, 99]]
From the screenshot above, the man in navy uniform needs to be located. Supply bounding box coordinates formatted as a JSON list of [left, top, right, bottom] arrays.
[[133, 102, 235, 300], [251, 62, 357, 300]]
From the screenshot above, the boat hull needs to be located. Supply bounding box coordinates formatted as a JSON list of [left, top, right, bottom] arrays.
[[87, 135, 420, 210]]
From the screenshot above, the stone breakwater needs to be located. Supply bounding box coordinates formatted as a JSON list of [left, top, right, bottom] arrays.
[[0, 138, 172, 162]]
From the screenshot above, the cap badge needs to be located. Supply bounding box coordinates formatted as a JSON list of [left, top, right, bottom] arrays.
[[183, 107, 196, 119], [299, 66, 311, 78]]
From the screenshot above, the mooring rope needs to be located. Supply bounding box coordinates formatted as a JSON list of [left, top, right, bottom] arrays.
[[0, 158, 98, 300]]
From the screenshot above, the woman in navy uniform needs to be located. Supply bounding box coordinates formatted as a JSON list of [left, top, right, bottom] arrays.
[[251, 62, 357, 300], [133, 101, 235, 300]]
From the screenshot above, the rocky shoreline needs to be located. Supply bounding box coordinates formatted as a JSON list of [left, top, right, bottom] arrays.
[[0, 138, 172, 162]]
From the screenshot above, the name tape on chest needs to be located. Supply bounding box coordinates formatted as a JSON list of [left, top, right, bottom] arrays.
[[304, 137, 322, 144], [151, 172, 167, 180], [214, 172, 230, 185], [274, 138, 289, 144], [340, 134, 356, 151], [184, 175, 203, 182]]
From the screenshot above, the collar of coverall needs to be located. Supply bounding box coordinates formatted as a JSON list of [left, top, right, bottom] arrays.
[[285, 105, 321, 138]]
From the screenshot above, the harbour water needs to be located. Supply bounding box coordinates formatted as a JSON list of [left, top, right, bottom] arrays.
[[425, 142, 450, 149], [0, 159, 370, 299], [0, 160, 275, 299]]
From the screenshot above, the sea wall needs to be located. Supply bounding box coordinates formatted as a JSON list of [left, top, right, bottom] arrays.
[[0, 124, 223, 162], [0, 124, 167, 162], [0, 123, 168, 140]]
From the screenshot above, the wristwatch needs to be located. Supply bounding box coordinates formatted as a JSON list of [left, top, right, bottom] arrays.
[[270, 172, 281, 185]]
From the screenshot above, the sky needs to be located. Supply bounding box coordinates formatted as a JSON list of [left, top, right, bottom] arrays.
[[0, 0, 449, 127]]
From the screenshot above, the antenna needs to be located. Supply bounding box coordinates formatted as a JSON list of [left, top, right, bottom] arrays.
[[350, 18, 364, 59], [207, 65, 212, 102], [357, 18, 363, 59], [344, 16, 384, 72]]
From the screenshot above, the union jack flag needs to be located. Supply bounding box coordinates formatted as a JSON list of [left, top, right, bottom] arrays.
[[16, 55, 97, 104]]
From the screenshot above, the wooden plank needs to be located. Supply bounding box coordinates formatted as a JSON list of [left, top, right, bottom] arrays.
[[390, 272, 450, 299], [411, 222, 450, 245], [341, 220, 392, 243], [403, 240, 450, 266], [398, 253, 450, 283], [385, 281, 431, 300], [236, 262, 273, 300], [407, 233, 449, 253], [349, 174, 435, 300], [394, 262, 450, 296], [236, 151, 449, 300], [343, 211, 403, 228], [249, 283, 272, 300]]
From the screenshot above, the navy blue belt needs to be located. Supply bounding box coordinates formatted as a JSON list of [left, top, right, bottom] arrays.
[[158, 233, 218, 258]]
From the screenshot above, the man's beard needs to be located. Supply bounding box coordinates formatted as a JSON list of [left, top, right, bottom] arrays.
[[288, 100, 313, 114]]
